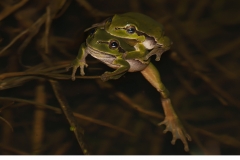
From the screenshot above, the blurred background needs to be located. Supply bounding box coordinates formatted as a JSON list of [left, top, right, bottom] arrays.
[[0, 0, 240, 155]]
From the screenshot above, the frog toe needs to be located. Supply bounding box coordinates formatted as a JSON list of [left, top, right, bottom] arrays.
[[101, 72, 111, 81], [155, 55, 161, 61], [158, 117, 191, 152], [171, 136, 177, 145], [80, 63, 88, 76]]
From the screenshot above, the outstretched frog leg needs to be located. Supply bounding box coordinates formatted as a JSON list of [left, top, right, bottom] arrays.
[[141, 62, 191, 151]]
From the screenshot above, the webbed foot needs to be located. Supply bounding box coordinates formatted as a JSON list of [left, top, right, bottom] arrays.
[[158, 116, 191, 152]]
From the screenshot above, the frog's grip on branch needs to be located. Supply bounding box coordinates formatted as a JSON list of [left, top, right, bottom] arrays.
[[100, 71, 125, 82], [66, 59, 88, 81]]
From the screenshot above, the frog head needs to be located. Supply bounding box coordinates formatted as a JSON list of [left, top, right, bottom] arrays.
[[105, 14, 146, 42], [86, 28, 137, 57]]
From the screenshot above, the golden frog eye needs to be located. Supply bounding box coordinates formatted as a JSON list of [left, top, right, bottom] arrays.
[[109, 40, 119, 49], [126, 25, 136, 34]]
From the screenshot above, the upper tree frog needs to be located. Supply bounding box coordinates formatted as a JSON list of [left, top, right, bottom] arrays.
[[85, 12, 172, 61], [68, 28, 191, 151]]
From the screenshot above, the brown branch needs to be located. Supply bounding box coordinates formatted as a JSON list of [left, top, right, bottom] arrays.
[[0, 143, 28, 155], [0, 29, 29, 56], [50, 80, 90, 154], [75, 0, 111, 17], [45, 6, 51, 54], [0, 71, 100, 81], [170, 52, 240, 109], [0, 116, 13, 132], [115, 92, 164, 120], [0, 97, 134, 136], [0, 14, 46, 56], [32, 80, 46, 154], [0, 0, 29, 21]]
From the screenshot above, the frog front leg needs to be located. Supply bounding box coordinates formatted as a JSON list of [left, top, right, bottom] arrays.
[[124, 43, 149, 64], [144, 36, 172, 61], [141, 63, 191, 151], [101, 57, 130, 81], [67, 43, 88, 81]]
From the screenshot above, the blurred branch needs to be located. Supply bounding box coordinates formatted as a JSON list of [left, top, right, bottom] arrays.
[[0, 97, 134, 136], [170, 52, 240, 109], [32, 80, 46, 154], [75, 0, 111, 17], [0, 143, 28, 155], [50, 80, 90, 155], [0, 0, 29, 21]]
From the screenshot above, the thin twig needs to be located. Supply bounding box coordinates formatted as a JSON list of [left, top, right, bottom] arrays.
[[49, 80, 89, 154], [0, 97, 134, 136], [115, 92, 164, 120], [0, 71, 100, 81], [45, 6, 51, 54], [32, 80, 46, 154], [170, 52, 240, 109], [0, 29, 29, 56], [75, 0, 111, 17], [0, 14, 46, 56], [0, 117, 13, 132], [18, 14, 46, 55], [0, 143, 28, 155], [0, 0, 29, 21]]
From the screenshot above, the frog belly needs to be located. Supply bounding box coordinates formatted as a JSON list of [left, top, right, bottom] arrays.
[[126, 59, 149, 72], [86, 47, 149, 72], [142, 36, 156, 50], [86, 46, 119, 68]]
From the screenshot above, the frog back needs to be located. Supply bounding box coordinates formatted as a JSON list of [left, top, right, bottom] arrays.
[[86, 29, 137, 55], [111, 12, 165, 42]]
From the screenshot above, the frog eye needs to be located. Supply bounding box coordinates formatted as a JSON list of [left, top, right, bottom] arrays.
[[109, 40, 119, 49], [126, 25, 136, 34]]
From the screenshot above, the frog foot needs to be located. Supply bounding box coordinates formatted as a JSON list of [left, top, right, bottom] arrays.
[[66, 59, 88, 81], [100, 72, 111, 81], [158, 116, 191, 152]]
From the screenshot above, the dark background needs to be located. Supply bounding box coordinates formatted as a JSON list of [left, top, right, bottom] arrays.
[[0, 0, 240, 155]]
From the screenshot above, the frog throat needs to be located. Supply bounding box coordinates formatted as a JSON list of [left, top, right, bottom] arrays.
[[86, 45, 127, 60]]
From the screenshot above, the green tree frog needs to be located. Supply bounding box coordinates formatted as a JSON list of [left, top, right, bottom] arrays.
[[68, 28, 191, 151], [85, 12, 172, 61], [69, 28, 150, 81]]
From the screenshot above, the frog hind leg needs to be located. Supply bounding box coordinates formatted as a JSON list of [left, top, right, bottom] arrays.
[[140, 63, 191, 152]]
